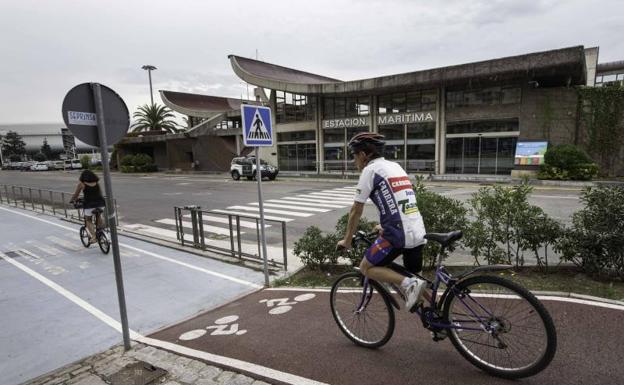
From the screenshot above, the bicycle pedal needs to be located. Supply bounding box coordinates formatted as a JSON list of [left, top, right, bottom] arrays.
[[430, 330, 448, 341]]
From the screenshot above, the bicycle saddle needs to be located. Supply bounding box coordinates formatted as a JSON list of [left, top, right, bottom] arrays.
[[424, 231, 463, 247]]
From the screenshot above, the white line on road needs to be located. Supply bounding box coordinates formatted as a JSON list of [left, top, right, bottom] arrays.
[[155, 219, 245, 236], [182, 214, 269, 229], [248, 202, 329, 213], [267, 199, 346, 209], [276, 197, 350, 206], [212, 210, 294, 222], [306, 192, 354, 200], [0, 206, 261, 288], [227, 205, 313, 217]]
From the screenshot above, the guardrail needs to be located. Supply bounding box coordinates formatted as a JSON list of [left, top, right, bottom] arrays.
[[0, 184, 118, 224], [174, 205, 288, 269]]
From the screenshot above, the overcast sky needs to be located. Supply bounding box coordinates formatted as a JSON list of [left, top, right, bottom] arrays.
[[0, 0, 622, 124]]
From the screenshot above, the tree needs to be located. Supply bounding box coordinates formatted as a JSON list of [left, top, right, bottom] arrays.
[[33, 152, 47, 162], [41, 138, 54, 159], [131, 103, 181, 134], [1, 131, 26, 160]]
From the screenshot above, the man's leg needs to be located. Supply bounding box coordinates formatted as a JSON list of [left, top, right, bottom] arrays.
[[359, 258, 404, 285], [85, 216, 97, 242]]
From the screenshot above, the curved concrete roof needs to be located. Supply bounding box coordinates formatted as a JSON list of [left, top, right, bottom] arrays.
[[160, 90, 249, 118], [229, 46, 587, 95]]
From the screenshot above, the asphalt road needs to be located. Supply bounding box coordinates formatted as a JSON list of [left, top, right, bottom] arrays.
[[0, 170, 584, 264], [150, 288, 624, 385]]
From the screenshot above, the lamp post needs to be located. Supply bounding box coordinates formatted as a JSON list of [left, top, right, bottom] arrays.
[[141, 65, 157, 105]]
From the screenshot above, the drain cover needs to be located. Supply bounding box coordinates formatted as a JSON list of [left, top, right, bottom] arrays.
[[107, 361, 167, 385]]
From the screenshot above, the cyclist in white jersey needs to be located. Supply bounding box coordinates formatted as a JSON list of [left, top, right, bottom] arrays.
[[337, 132, 428, 311]]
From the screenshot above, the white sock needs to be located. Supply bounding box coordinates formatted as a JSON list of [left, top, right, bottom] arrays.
[[401, 277, 416, 289]]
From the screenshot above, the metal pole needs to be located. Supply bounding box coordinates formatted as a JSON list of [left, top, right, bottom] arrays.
[[282, 221, 288, 271], [236, 216, 242, 260], [39, 189, 44, 212], [148, 70, 154, 105], [62, 192, 67, 217], [228, 215, 235, 258], [255, 147, 270, 286], [92, 83, 131, 351], [50, 191, 55, 215], [29, 188, 34, 210], [20, 187, 25, 209], [198, 210, 205, 250]]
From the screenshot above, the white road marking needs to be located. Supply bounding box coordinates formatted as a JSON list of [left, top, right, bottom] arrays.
[[321, 190, 355, 197], [226, 206, 313, 218], [124, 224, 180, 240], [306, 192, 354, 201], [46, 235, 83, 251], [212, 210, 294, 222], [276, 197, 350, 206], [183, 214, 270, 229], [156, 218, 244, 236], [267, 199, 346, 209], [176, 182, 191, 186], [249, 202, 329, 213], [162, 192, 183, 196], [25, 240, 62, 256], [0, 207, 261, 288]]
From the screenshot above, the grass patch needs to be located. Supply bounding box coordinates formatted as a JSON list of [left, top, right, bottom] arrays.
[[273, 265, 624, 301]]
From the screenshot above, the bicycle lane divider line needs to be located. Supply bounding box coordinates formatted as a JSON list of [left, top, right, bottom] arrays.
[[0, 206, 262, 289], [0, 250, 327, 385], [264, 287, 624, 310]]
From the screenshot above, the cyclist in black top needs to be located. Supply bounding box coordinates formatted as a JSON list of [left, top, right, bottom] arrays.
[[70, 170, 106, 244]]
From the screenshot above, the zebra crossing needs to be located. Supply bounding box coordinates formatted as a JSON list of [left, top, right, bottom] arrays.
[[122, 186, 360, 244]]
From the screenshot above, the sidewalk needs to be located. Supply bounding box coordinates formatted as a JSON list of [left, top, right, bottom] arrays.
[[23, 343, 272, 385]]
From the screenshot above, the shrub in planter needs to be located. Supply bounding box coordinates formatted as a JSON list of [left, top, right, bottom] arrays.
[[293, 226, 339, 270], [120, 155, 134, 167], [80, 155, 91, 170], [556, 185, 624, 279], [413, 178, 468, 269], [132, 153, 153, 171], [539, 144, 598, 180]]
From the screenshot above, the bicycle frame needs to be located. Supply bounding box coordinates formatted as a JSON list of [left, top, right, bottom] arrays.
[[358, 242, 501, 333]]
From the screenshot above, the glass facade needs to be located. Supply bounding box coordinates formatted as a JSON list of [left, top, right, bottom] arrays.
[[276, 91, 316, 123], [323, 97, 370, 119], [446, 86, 521, 108], [278, 143, 316, 171], [378, 90, 436, 114]]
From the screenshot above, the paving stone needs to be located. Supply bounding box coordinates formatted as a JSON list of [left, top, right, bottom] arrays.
[[43, 374, 71, 385], [215, 371, 236, 383], [70, 366, 92, 377], [177, 372, 199, 384], [252, 381, 272, 385], [53, 364, 82, 377], [198, 366, 222, 380], [186, 360, 208, 373], [226, 374, 254, 385], [195, 379, 219, 385], [68, 374, 108, 385], [162, 382, 183, 385]]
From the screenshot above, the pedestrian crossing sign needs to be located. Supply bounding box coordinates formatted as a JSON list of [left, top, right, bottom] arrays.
[[241, 104, 273, 146]]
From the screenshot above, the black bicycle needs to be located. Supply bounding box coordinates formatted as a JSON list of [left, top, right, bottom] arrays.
[[72, 198, 110, 254], [330, 230, 557, 379]]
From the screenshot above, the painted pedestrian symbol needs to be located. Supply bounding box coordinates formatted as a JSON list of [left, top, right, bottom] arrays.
[[247, 111, 270, 140], [177, 315, 247, 341], [241, 104, 273, 146], [259, 293, 316, 315]]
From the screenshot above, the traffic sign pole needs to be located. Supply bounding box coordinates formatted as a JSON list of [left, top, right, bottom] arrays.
[[92, 83, 131, 350], [255, 147, 270, 286]]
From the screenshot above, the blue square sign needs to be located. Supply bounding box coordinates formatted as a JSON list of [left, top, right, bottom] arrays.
[[241, 104, 273, 146]]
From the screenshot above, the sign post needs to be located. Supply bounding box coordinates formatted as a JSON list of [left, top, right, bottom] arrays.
[[62, 82, 131, 350], [241, 104, 273, 286]]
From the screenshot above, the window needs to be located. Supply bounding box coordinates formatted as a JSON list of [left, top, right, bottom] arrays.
[[447, 119, 519, 134], [323, 128, 344, 144], [378, 90, 436, 114], [276, 91, 316, 123], [277, 131, 315, 142], [378, 125, 404, 140], [323, 97, 370, 119], [407, 122, 435, 139], [446, 86, 521, 108]]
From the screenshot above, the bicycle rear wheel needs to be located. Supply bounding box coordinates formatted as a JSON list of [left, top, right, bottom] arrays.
[[97, 231, 110, 254], [79, 226, 90, 248], [443, 275, 557, 379], [330, 271, 395, 348]]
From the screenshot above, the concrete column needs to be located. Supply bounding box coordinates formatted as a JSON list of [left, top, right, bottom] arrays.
[[436, 86, 447, 174], [370, 95, 377, 133], [317, 95, 324, 173]]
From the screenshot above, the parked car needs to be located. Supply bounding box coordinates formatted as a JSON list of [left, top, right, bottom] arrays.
[[230, 156, 278, 181], [30, 162, 49, 171], [20, 162, 35, 171], [64, 159, 82, 170]]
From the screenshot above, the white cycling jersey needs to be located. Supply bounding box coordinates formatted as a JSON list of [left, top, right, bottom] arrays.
[[354, 157, 426, 249]]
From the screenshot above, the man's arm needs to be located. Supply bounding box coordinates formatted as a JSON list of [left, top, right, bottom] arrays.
[[338, 201, 365, 249]]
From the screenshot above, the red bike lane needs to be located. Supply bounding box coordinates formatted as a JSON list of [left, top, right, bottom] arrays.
[[149, 288, 624, 385]]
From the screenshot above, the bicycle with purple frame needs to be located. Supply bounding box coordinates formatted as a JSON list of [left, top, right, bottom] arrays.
[[330, 230, 557, 379]]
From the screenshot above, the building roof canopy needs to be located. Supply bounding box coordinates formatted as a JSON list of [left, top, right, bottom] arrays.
[[160, 90, 253, 118], [229, 46, 587, 95]]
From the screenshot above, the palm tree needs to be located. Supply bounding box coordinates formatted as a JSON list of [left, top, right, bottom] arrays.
[[131, 104, 181, 133]]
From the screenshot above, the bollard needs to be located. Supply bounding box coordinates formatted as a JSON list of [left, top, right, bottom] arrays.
[[198, 210, 205, 250], [228, 215, 235, 258], [50, 191, 55, 215], [39, 189, 44, 212], [236, 216, 242, 260], [29, 188, 34, 210], [255, 218, 261, 261], [20, 187, 25, 208]]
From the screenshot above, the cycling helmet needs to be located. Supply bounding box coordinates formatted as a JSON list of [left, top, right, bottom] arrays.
[[348, 132, 385, 156]]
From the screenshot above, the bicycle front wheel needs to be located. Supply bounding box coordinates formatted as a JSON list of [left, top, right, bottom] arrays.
[[97, 231, 110, 254], [79, 226, 90, 248], [443, 275, 557, 379], [330, 271, 395, 348]]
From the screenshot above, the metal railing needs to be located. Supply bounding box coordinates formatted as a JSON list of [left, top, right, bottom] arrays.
[[0, 184, 118, 224], [174, 205, 288, 269]]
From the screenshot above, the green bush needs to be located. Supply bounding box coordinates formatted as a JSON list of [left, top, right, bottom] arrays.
[[33, 152, 47, 162], [413, 177, 468, 268], [539, 144, 598, 180], [120, 165, 134, 173], [80, 155, 91, 170], [463, 183, 562, 267], [293, 226, 339, 270], [120, 155, 134, 167], [118, 154, 157, 173], [556, 185, 624, 279], [132, 153, 153, 170]]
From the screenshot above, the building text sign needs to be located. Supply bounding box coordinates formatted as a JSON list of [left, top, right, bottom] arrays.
[[323, 111, 435, 129], [67, 111, 97, 126]]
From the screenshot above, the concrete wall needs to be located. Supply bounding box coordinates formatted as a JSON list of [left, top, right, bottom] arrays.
[[193, 136, 239, 171], [166, 139, 194, 170]]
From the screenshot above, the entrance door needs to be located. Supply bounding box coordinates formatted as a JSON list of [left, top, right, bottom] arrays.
[[445, 136, 517, 175]]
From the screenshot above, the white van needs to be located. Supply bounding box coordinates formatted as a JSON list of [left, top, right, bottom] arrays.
[[64, 159, 83, 170]]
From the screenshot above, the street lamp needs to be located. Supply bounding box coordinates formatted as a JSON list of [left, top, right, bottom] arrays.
[[141, 65, 157, 105]]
